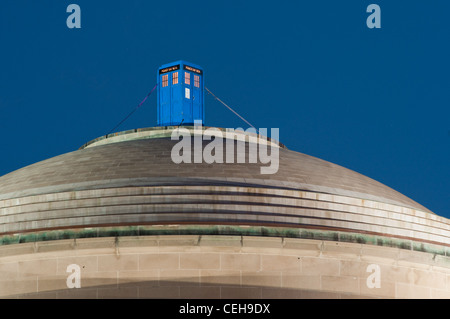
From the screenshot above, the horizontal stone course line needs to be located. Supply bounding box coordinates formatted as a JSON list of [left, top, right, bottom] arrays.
[[0, 163, 432, 215], [0, 185, 446, 228], [2, 194, 446, 233], [1, 191, 448, 239], [1, 226, 449, 257], [3, 210, 449, 248], [0, 185, 444, 226], [1, 197, 448, 238], [1, 206, 449, 245]]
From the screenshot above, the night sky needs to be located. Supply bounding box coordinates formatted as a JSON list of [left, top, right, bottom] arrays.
[[0, 1, 449, 218]]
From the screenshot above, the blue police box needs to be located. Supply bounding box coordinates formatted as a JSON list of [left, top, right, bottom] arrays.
[[157, 60, 204, 126]]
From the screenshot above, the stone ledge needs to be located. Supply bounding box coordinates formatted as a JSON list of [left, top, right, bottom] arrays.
[[0, 225, 449, 258]]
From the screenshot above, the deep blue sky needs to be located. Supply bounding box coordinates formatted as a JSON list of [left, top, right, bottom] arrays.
[[0, 1, 449, 218]]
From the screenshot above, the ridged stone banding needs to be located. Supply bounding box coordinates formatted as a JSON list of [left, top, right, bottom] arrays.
[[0, 128, 448, 299]]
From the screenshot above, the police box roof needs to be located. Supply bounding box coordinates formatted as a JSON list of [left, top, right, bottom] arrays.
[[158, 60, 203, 75]]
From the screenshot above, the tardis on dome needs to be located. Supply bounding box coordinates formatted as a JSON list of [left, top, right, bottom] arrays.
[[157, 60, 204, 126]]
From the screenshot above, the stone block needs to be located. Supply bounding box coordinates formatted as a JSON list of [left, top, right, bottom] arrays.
[[0, 262, 17, 280], [180, 252, 220, 270], [321, 275, 359, 294], [97, 254, 139, 272], [321, 241, 361, 259], [261, 254, 301, 272], [301, 257, 340, 276], [220, 253, 261, 271], [430, 289, 450, 299], [282, 238, 321, 257], [118, 236, 159, 248], [139, 253, 179, 270], [200, 269, 241, 287], [37, 274, 72, 293], [360, 245, 399, 265], [0, 276, 37, 297], [359, 278, 395, 298], [340, 260, 369, 278], [159, 269, 200, 286], [198, 235, 242, 252], [18, 258, 57, 276], [397, 250, 436, 269], [281, 272, 320, 290], [241, 271, 281, 288], [73, 237, 116, 251], [118, 270, 159, 287], [243, 236, 283, 248], [56, 255, 98, 274], [395, 282, 430, 298], [158, 235, 201, 252], [0, 243, 36, 258], [35, 239, 76, 254], [80, 271, 118, 288], [407, 268, 447, 290]]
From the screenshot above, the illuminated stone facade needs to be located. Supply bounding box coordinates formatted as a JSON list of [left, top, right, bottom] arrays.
[[0, 127, 448, 298]]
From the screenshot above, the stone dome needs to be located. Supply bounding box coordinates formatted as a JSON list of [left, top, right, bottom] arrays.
[[0, 126, 446, 244], [0, 126, 449, 299]]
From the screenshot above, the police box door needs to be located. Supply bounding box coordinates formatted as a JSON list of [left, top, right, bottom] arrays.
[[192, 73, 202, 122], [182, 70, 193, 125], [182, 64, 203, 125]]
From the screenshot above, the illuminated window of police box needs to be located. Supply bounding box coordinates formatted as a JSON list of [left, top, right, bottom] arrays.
[[194, 75, 200, 88], [162, 74, 168, 87], [185, 72, 190, 85]]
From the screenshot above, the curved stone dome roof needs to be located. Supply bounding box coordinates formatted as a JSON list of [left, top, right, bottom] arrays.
[[0, 126, 448, 246], [0, 127, 430, 211]]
